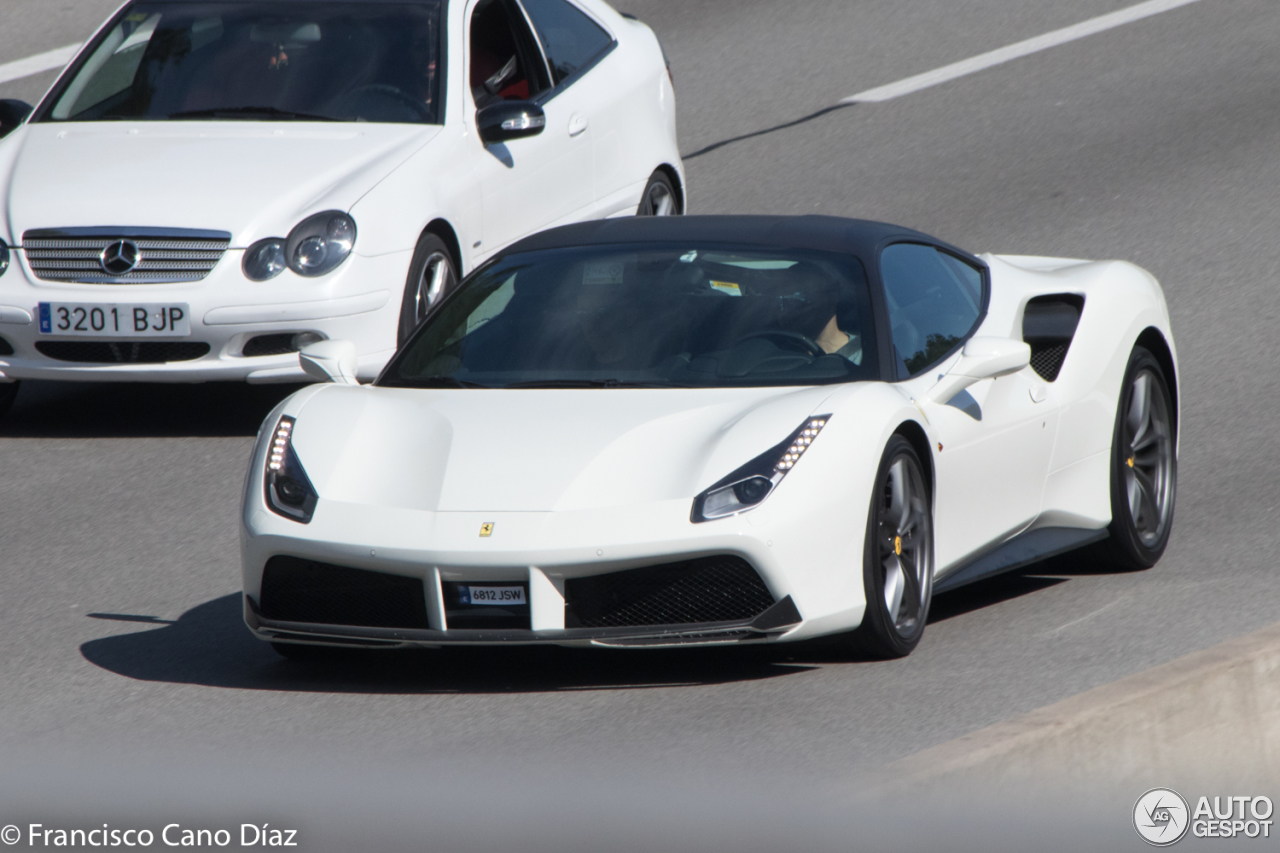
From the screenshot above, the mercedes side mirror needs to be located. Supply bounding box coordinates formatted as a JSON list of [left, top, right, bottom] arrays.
[[476, 100, 545, 145], [299, 339, 359, 385], [927, 337, 1031, 404], [0, 100, 34, 139]]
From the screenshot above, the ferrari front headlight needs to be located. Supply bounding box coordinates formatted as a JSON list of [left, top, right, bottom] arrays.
[[0, 243, 9, 278], [691, 415, 830, 522], [264, 415, 318, 523]]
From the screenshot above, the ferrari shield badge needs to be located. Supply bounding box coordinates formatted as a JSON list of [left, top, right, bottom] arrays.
[[479, 522, 494, 537]]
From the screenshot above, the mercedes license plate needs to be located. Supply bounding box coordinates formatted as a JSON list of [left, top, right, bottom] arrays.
[[38, 302, 190, 337], [457, 585, 526, 605]]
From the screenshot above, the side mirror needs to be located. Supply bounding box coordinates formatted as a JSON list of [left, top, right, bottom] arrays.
[[0, 100, 34, 139], [476, 100, 545, 145], [299, 340, 359, 385], [926, 337, 1031, 404]]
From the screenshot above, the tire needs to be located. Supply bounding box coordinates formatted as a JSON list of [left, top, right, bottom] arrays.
[[398, 232, 458, 347], [0, 381, 18, 420], [1095, 346, 1177, 569], [636, 170, 681, 216], [848, 435, 934, 658]]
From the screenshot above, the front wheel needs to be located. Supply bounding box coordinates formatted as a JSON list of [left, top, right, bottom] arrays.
[[848, 435, 933, 658], [636, 170, 680, 216], [398, 233, 458, 347], [1095, 346, 1177, 569]]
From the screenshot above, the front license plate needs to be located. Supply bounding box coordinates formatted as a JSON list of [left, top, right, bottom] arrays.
[[38, 302, 191, 337], [458, 585, 526, 605]]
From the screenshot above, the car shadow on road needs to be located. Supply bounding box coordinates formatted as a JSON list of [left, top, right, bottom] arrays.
[[0, 380, 305, 438], [928, 573, 1067, 623], [80, 594, 822, 694]]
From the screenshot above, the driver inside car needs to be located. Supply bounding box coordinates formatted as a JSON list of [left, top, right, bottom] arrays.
[[772, 262, 864, 364]]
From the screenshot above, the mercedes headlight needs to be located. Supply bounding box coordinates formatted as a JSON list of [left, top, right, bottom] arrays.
[[264, 415, 318, 523], [286, 211, 356, 277], [243, 238, 287, 281], [691, 415, 830, 523]]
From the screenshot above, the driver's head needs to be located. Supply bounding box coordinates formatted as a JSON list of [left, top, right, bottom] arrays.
[[773, 262, 839, 338]]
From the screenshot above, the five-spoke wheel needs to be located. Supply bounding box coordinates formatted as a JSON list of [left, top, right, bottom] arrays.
[[851, 435, 933, 658], [1099, 346, 1177, 568]]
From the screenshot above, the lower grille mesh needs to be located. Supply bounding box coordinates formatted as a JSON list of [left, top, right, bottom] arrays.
[[565, 555, 775, 628], [35, 341, 210, 363], [259, 556, 429, 629]]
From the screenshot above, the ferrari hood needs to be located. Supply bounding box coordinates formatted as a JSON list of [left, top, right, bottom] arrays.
[[0, 122, 438, 247], [289, 386, 842, 513]]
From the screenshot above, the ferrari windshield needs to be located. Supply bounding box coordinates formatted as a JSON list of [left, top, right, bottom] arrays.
[[384, 245, 880, 389], [39, 2, 443, 124]]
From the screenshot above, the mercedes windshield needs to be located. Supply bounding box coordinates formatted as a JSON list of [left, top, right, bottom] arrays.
[[37, 1, 443, 125]]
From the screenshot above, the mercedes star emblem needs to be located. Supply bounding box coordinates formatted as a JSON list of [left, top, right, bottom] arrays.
[[100, 239, 141, 275]]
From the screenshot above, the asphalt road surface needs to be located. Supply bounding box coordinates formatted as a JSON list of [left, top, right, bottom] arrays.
[[2, 0, 1278, 846]]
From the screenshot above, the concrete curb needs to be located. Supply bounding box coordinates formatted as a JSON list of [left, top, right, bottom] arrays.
[[880, 621, 1280, 791]]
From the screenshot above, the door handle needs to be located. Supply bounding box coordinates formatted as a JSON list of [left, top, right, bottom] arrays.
[[568, 113, 589, 137]]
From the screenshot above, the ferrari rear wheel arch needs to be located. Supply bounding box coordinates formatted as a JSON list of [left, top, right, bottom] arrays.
[[847, 434, 934, 658], [1096, 344, 1177, 569]]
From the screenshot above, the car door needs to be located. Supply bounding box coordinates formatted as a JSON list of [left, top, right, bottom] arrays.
[[882, 243, 1059, 573], [466, 0, 594, 255], [519, 0, 631, 208]]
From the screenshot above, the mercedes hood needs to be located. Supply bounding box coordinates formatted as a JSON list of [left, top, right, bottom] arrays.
[[0, 121, 439, 247]]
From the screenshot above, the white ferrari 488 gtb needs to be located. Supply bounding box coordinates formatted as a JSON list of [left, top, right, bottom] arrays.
[[242, 215, 1178, 659], [0, 0, 681, 416]]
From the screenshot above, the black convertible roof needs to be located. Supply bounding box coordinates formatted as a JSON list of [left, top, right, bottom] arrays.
[[504, 215, 974, 264]]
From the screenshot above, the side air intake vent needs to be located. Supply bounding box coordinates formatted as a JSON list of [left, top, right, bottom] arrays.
[[564, 555, 775, 628], [259, 556, 430, 629], [1023, 294, 1084, 382]]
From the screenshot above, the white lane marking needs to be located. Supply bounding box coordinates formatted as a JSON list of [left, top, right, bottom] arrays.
[[1039, 596, 1126, 637], [841, 0, 1202, 103], [0, 43, 80, 87]]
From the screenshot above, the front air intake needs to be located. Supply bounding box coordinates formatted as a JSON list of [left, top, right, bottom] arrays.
[[258, 556, 430, 629], [564, 555, 776, 628], [35, 341, 209, 363]]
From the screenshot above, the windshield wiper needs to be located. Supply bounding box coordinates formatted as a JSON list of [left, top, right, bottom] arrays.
[[167, 106, 338, 122], [503, 379, 678, 389], [402, 376, 492, 389]]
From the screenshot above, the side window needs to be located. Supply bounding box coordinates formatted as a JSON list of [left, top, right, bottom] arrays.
[[879, 243, 984, 379], [519, 0, 613, 85], [470, 0, 550, 107]]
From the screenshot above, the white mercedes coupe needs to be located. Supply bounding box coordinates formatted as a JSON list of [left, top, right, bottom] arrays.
[[0, 0, 683, 416], [241, 216, 1178, 659]]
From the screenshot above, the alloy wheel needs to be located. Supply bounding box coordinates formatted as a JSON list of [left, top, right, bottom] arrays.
[[413, 251, 456, 327], [1122, 368, 1175, 546], [638, 181, 675, 216], [877, 455, 931, 636]]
